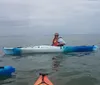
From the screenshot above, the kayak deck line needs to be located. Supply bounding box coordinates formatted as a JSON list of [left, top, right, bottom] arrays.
[[34, 73, 53, 85]]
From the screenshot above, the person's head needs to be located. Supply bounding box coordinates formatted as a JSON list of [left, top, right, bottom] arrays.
[[54, 33, 59, 38]]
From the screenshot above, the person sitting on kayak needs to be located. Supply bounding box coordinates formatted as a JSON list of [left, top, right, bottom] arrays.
[[52, 33, 66, 46]]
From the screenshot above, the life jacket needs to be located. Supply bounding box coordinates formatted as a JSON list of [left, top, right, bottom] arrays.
[[52, 38, 59, 46]]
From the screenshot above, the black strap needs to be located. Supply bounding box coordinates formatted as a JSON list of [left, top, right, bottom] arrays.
[[0, 67, 4, 69]]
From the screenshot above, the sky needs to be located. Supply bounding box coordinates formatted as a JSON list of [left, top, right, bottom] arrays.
[[0, 0, 100, 35]]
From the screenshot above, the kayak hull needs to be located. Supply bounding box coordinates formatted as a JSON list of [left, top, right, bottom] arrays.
[[0, 66, 15, 77], [3, 45, 98, 55]]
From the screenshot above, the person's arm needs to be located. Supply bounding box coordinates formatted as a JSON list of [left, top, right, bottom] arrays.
[[58, 38, 66, 45]]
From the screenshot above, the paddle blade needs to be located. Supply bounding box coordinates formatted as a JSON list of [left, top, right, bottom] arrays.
[[34, 75, 53, 85]]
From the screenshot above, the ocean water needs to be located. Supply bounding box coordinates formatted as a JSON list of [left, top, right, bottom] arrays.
[[0, 34, 100, 85]]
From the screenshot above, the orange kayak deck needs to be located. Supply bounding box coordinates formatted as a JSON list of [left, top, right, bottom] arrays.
[[34, 74, 53, 85]]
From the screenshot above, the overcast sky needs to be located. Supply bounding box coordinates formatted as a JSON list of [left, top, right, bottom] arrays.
[[0, 0, 100, 35]]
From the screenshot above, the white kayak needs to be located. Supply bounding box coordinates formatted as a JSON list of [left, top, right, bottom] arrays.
[[3, 45, 98, 55]]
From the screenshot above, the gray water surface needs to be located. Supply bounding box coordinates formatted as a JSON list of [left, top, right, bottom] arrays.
[[0, 34, 100, 85]]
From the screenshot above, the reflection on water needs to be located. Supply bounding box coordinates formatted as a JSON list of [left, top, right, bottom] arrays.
[[0, 75, 15, 85], [66, 76, 98, 85], [52, 52, 93, 71], [52, 55, 64, 71], [0, 51, 99, 85]]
